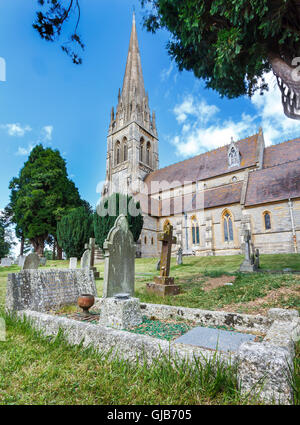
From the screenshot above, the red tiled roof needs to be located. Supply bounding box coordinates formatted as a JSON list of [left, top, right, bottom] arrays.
[[144, 133, 259, 193], [245, 160, 300, 206], [263, 138, 300, 168]]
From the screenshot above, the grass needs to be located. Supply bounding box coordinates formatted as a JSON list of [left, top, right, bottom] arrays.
[[0, 311, 250, 405], [0, 253, 299, 405]]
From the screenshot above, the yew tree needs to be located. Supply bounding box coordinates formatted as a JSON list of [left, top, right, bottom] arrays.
[[141, 0, 300, 119], [9, 144, 83, 256]]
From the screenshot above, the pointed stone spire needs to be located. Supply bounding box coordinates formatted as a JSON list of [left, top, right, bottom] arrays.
[[115, 12, 150, 129]]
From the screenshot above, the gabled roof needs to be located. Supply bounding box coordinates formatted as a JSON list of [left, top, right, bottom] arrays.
[[144, 133, 259, 193], [245, 159, 300, 206], [263, 138, 300, 168]]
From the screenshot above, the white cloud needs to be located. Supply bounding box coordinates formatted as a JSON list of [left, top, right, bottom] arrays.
[[171, 95, 255, 157], [16, 144, 35, 156], [0, 123, 31, 137], [250, 72, 300, 146], [169, 73, 300, 158], [41, 125, 53, 141], [160, 64, 174, 82]]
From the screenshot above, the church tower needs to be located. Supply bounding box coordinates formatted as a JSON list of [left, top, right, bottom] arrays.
[[102, 13, 159, 197]]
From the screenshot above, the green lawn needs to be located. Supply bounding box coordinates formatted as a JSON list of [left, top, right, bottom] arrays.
[[0, 254, 299, 405]]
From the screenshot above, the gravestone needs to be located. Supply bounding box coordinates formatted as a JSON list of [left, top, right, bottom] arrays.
[[239, 230, 257, 272], [146, 223, 180, 296], [69, 257, 77, 269], [39, 257, 47, 266], [21, 253, 40, 270], [156, 259, 160, 271], [176, 247, 183, 265], [18, 255, 26, 267], [6, 269, 96, 312], [103, 214, 136, 297], [0, 258, 13, 267], [100, 215, 142, 329], [80, 249, 91, 269], [254, 248, 260, 269], [80, 239, 100, 278], [175, 326, 256, 352]]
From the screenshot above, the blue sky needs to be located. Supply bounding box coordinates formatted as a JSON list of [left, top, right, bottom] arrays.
[[1, 0, 300, 212]]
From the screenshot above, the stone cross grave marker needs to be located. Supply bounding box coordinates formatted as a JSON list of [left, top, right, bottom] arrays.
[[176, 246, 183, 265], [21, 253, 40, 270], [239, 230, 257, 272], [102, 214, 136, 298], [157, 223, 176, 281], [146, 223, 180, 296]]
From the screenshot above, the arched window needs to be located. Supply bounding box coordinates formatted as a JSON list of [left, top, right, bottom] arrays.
[[123, 138, 128, 162], [263, 211, 271, 230], [115, 141, 121, 165], [144, 236, 147, 245], [140, 137, 144, 163], [146, 141, 151, 166], [222, 210, 234, 242], [151, 237, 154, 245], [191, 216, 200, 245]]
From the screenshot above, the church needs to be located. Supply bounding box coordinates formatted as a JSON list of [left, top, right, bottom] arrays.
[[101, 14, 300, 257]]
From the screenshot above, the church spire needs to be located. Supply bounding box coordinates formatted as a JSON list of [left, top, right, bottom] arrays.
[[121, 12, 145, 106], [113, 13, 153, 131]]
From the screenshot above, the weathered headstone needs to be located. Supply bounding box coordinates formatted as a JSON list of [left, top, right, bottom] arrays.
[[147, 223, 180, 296], [254, 248, 260, 269], [103, 214, 136, 297], [69, 257, 78, 269], [80, 249, 91, 270], [18, 255, 26, 267], [21, 253, 40, 270], [6, 269, 96, 312], [100, 215, 142, 329], [156, 259, 161, 271], [176, 247, 183, 265], [39, 257, 47, 266], [80, 239, 100, 278], [239, 230, 257, 272]]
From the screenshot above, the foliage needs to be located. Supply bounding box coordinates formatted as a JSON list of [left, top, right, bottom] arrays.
[[33, 0, 84, 64], [93, 193, 144, 251], [140, 0, 300, 98], [56, 206, 94, 258], [0, 216, 10, 259], [9, 144, 83, 254]]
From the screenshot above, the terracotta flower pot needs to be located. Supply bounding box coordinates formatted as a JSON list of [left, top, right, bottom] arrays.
[[78, 294, 95, 315]]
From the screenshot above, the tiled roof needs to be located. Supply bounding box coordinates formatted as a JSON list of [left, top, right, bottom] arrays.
[[245, 160, 300, 206], [144, 133, 259, 193], [263, 138, 300, 168]]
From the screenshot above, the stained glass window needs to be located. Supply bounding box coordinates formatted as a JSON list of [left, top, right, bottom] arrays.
[[264, 213, 271, 230]]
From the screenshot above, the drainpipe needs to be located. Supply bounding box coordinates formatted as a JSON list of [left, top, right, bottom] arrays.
[[184, 212, 189, 251], [288, 198, 298, 253]]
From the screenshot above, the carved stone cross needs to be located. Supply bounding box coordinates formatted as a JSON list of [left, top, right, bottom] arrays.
[[158, 223, 177, 278]]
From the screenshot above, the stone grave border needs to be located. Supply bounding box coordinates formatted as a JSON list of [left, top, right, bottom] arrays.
[[15, 301, 300, 405]]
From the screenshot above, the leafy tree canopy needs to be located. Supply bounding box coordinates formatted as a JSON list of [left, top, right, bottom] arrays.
[[0, 213, 11, 258], [141, 0, 300, 118], [33, 0, 84, 64], [9, 144, 83, 255], [94, 193, 144, 252]]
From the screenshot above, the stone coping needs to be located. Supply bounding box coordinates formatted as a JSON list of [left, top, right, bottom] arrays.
[[91, 298, 273, 334], [16, 305, 300, 405]]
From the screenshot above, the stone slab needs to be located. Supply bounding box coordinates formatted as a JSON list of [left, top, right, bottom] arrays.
[[99, 296, 142, 329], [6, 269, 97, 312], [174, 326, 256, 352], [146, 282, 180, 296]]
